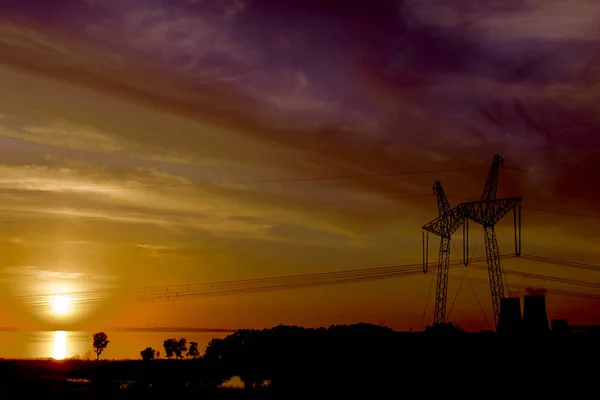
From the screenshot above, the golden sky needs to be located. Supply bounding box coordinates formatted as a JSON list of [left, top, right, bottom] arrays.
[[0, 0, 598, 331]]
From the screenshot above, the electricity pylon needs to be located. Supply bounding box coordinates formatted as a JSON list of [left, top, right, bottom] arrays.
[[460, 155, 522, 327], [422, 182, 467, 325], [422, 155, 522, 329]]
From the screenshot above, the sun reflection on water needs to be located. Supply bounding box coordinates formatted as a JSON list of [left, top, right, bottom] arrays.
[[53, 331, 67, 360]]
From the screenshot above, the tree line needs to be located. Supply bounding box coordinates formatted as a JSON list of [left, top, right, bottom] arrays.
[[69, 323, 592, 395], [91, 332, 201, 361], [140, 338, 200, 361], [87, 324, 401, 390], [91, 323, 468, 362]]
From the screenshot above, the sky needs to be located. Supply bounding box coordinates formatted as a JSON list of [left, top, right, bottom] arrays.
[[0, 0, 598, 332]]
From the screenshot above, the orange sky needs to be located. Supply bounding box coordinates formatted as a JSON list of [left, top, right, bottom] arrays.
[[0, 0, 598, 332]]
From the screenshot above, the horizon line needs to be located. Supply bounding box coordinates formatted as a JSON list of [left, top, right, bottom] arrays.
[[0, 327, 238, 333], [110, 327, 237, 333]]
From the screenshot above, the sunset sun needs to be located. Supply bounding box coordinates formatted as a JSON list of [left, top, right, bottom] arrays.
[[51, 295, 72, 315]]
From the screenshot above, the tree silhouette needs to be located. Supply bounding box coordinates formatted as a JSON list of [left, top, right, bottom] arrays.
[[187, 341, 199, 358], [163, 338, 176, 359], [92, 332, 109, 361], [175, 338, 187, 359], [140, 347, 156, 361], [164, 337, 187, 359], [204, 338, 225, 361]]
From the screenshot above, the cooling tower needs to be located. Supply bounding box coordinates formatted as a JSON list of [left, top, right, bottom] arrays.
[[523, 294, 550, 334], [497, 297, 522, 334]]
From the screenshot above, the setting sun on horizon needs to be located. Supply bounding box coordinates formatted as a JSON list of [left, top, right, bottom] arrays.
[[51, 295, 72, 316]]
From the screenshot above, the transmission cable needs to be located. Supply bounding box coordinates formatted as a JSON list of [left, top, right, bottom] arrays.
[[0, 167, 485, 195], [447, 243, 479, 320], [20, 258, 491, 303], [0, 165, 562, 196], [139, 256, 503, 295], [0, 192, 432, 225], [420, 270, 436, 331], [446, 195, 600, 221], [18, 254, 599, 306], [468, 263, 600, 289], [452, 275, 600, 300], [519, 254, 600, 272]]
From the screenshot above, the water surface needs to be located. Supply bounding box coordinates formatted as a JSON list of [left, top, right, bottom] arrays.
[[0, 330, 229, 360]]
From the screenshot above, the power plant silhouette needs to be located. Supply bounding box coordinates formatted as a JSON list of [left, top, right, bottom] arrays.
[[497, 289, 551, 335]]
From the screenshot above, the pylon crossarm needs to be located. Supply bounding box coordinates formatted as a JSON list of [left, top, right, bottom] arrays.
[[422, 204, 468, 238], [486, 198, 522, 226], [460, 197, 522, 226]]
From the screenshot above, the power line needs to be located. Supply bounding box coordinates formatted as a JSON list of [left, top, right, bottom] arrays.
[[0, 166, 483, 224], [138, 256, 596, 302], [144, 265, 600, 303], [453, 275, 600, 300], [447, 243, 480, 320], [468, 263, 600, 289], [140, 256, 599, 302], [466, 276, 492, 330], [20, 265, 457, 307], [1, 168, 598, 225], [420, 271, 435, 331], [140, 269, 429, 302], [0, 162, 567, 198], [16, 252, 598, 304], [0, 193, 431, 225], [19, 256, 505, 301], [524, 208, 600, 221], [504, 167, 563, 178], [18, 254, 600, 311], [520, 254, 600, 272], [139, 255, 507, 293], [19, 253, 598, 302], [0, 167, 485, 196], [0, 165, 562, 197], [446, 195, 600, 221]]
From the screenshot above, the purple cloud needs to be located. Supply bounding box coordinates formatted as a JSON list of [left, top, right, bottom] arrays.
[[1, 0, 600, 211]]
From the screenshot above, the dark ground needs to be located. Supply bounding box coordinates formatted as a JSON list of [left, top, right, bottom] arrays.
[[0, 334, 598, 399]]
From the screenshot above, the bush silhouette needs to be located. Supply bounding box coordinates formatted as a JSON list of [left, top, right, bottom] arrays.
[[140, 347, 156, 361]]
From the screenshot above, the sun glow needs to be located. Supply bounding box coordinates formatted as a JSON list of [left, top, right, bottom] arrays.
[[53, 331, 67, 360], [52, 295, 72, 315]]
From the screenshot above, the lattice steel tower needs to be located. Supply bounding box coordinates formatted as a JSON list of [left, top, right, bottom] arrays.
[[422, 182, 468, 325], [422, 155, 522, 329]]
